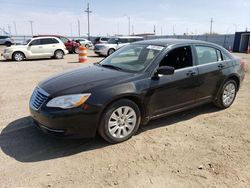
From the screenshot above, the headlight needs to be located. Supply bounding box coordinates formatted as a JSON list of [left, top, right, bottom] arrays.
[[46, 94, 91, 109]]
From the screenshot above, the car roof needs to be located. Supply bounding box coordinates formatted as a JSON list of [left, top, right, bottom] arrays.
[[134, 38, 220, 47], [115, 36, 143, 39], [32, 36, 60, 40]]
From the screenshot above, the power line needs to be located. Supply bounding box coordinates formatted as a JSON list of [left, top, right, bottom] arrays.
[[84, 3, 92, 40]]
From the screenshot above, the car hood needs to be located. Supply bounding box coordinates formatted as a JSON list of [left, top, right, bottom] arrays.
[[6, 45, 27, 50], [39, 64, 133, 96]]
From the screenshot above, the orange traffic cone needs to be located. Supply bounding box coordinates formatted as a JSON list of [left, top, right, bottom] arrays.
[[247, 46, 250, 54], [79, 46, 88, 63], [228, 46, 232, 53]]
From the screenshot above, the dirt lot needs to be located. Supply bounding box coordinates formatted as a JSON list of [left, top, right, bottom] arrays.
[[0, 46, 249, 188]]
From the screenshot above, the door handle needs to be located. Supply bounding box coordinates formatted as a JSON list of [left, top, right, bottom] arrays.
[[39, 46, 43, 48], [52, 45, 55, 47], [218, 64, 225, 69], [186, 71, 196, 77]]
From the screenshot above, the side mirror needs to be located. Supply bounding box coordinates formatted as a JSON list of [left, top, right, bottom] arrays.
[[28, 43, 33, 46], [156, 66, 175, 76]]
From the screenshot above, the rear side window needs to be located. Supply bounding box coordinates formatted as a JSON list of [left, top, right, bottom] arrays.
[[119, 38, 129, 43], [195, 46, 218, 65], [40, 38, 59, 45], [159, 46, 193, 70]]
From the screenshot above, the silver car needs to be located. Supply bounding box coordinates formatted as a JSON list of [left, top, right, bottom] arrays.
[[0, 36, 14, 46], [94, 36, 143, 56]]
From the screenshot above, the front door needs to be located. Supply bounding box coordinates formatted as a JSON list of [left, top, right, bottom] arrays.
[[148, 46, 199, 117]]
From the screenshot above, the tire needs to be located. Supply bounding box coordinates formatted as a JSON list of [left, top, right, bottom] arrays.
[[214, 80, 237, 109], [54, 50, 64, 59], [12, 52, 24, 61], [107, 48, 115, 56], [98, 99, 141, 143], [85, 44, 90, 49], [5, 41, 11, 47]]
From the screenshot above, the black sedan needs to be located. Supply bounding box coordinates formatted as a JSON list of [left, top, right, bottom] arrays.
[[30, 39, 245, 143]]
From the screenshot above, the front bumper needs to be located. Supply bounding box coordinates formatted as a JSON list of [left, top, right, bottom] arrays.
[[30, 104, 101, 138]]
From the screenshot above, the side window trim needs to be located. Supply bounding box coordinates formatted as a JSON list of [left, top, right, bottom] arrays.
[[156, 45, 194, 71], [194, 45, 221, 66]]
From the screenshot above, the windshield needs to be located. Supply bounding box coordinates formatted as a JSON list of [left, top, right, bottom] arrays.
[[24, 39, 31, 45], [100, 44, 164, 72], [107, 38, 118, 44]]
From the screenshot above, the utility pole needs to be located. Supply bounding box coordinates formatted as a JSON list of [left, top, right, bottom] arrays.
[[154, 25, 156, 35], [13, 21, 17, 35], [77, 19, 80, 37], [7, 25, 11, 36], [128, 16, 131, 35], [29, 20, 33, 36], [85, 3, 92, 40], [210, 18, 214, 35], [70, 23, 73, 37]]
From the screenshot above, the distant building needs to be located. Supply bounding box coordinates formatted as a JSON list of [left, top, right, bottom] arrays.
[[233, 32, 250, 52]]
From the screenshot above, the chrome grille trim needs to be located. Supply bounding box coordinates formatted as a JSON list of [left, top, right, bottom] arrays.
[[30, 87, 49, 110]]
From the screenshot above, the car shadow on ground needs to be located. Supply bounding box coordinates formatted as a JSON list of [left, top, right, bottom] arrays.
[[0, 103, 219, 163]]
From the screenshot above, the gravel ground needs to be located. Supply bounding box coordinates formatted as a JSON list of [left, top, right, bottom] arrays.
[[0, 46, 250, 188]]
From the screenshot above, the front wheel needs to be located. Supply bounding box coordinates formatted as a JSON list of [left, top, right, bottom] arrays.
[[214, 80, 237, 109], [98, 99, 141, 143], [13, 52, 24, 61]]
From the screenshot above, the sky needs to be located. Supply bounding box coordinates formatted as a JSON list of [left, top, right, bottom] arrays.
[[0, 0, 249, 37]]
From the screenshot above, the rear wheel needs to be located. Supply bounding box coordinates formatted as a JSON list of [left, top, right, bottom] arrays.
[[12, 52, 24, 61], [54, 50, 64, 59], [214, 80, 237, 109], [107, 48, 115, 56], [98, 99, 141, 143]]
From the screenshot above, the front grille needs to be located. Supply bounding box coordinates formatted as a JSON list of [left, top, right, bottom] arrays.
[[30, 87, 49, 110]]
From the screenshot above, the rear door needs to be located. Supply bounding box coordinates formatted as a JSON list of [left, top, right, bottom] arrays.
[[149, 45, 199, 116], [40, 38, 59, 56], [194, 45, 227, 101]]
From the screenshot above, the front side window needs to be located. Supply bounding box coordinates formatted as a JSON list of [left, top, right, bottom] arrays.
[[159, 46, 193, 70], [195, 46, 218, 65], [30, 39, 40, 46], [100, 44, 163, 72]]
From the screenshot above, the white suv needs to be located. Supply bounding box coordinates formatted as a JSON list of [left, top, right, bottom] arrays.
[[2, 37, 68, 61], [94, 36, 143, 56]]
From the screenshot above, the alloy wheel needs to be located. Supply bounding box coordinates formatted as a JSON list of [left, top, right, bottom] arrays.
[[108, 106, 137, 139]]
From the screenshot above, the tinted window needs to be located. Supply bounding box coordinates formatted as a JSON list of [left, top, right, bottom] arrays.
[[119, 38, 129, 43], [40, 38, 59, 45], [159, 46, 193, 70], [0, 36, 8, 39], [30, 39, 40, 45], [101, 37, 109, 41], [195, 46, 218, 65]]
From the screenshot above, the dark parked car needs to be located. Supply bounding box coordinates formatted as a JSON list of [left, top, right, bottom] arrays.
[[30, 39, 245, 143]]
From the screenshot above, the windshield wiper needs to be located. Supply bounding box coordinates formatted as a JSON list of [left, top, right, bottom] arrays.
[[100, 64, 123, 71]]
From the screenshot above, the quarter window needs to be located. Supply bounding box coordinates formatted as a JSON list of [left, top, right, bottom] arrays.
[[195, 46, 218, 65]]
